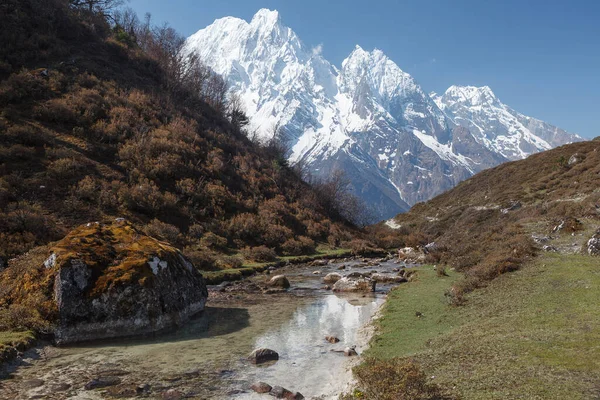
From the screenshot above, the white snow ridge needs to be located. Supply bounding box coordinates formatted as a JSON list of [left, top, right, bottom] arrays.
[[184, 9, 582, 221]]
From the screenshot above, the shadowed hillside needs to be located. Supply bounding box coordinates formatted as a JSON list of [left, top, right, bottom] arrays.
[[0, 0, 364, 274]]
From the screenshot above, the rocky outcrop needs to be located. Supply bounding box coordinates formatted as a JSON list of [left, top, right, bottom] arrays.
[[47, 220, 208, 344]]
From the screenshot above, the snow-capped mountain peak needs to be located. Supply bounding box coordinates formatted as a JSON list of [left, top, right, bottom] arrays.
[[184, 9, 582, 221], [251, 8, 281, 25], [441, 85, 500, 108]]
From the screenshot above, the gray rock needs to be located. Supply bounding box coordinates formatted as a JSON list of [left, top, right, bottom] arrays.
[[248, 348, 279, 364], [323, 272, 343, 284], [587, 235, 600, 256], [269, 386, 304, 399], [346, 271, 368, 279], [325, 335, 340, 343], [52, 223, 208, 345], [267, 275, 290, 289], [344, 346, 358, 356], [251, 382, 272, 393], [371, 273, 407, 283], [332, 277, 375, 292], [84, 376, 121, 390], [161, 389, 184, 400], [568, 153, 584, 165], [21, 379, 44, 389]]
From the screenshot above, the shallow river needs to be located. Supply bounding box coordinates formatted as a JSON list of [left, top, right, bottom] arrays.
[[0, 259, 401, 399]]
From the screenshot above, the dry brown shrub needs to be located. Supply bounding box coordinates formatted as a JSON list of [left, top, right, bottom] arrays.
[[281, 236, 316, 256], [242, 246, 278, 263], [183, 246, 217, 271], [353, 358, 450, 400], [144, 219, 181, 244]]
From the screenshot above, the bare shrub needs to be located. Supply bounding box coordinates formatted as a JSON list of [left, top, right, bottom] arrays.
[[144, 219, 181, 244], [353, 358, 450, 400], [242, 246, 278, 263]]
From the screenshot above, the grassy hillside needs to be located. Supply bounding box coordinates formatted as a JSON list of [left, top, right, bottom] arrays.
[[355, 139, 600, 399], [372, 139, 600, 301], [357, 252, 600, 399]]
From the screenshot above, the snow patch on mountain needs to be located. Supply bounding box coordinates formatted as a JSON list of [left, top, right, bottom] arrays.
[[184, 9, 582, 221]]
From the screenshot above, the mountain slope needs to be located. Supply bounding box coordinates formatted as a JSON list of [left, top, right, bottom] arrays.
[[376, 138, 600, 303], [0, 0, 356, 270], [185, 9, 581, 221], [432, 85, 582, 160]]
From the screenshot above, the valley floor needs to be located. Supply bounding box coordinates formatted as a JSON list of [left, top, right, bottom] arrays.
[[365, 254, 600, 399]]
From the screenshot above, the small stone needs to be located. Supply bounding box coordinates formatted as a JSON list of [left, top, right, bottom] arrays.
[[50, 383, 71, 392], [84, 376, 121, 390], [337, 265, 346, 270], [267, 275, 290, 289], [248, 348, 279, 364], [312, 271, 321, 275], [344, 346, 358, 356], [325, 335, 340, 343], [323, 272, 342, 284], [269, 386, 303, 399], [21, 379, 45, 389], [251, 382, 272, 393], [161, 389, 183, 400], [136, 383, 151, 394]]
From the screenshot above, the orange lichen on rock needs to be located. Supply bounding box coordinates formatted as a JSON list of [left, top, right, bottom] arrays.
[[50, 220, 182, 297]]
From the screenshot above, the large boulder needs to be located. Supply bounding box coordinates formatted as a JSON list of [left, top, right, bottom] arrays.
[[44, 220, 208, 344], [332, 277, 375, 292]]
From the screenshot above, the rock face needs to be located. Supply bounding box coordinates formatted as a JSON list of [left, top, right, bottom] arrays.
[[332, 277, 375, 292], [48, 221, 208, 344]]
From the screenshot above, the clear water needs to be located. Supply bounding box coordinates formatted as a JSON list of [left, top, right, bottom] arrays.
[[0, 259, 401, 399]]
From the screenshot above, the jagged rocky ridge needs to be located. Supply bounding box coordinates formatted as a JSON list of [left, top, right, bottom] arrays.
[[184, 9, 582, 221]]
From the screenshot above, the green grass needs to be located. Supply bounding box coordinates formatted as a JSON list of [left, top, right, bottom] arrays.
[[367, 266, 460, 358], [201, 247, 352, 285], [365, 254, 600, 399], [0, 330, 35, 362]]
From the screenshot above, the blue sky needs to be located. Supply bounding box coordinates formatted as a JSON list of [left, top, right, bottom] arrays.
[[128, 0, 600, 138]]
